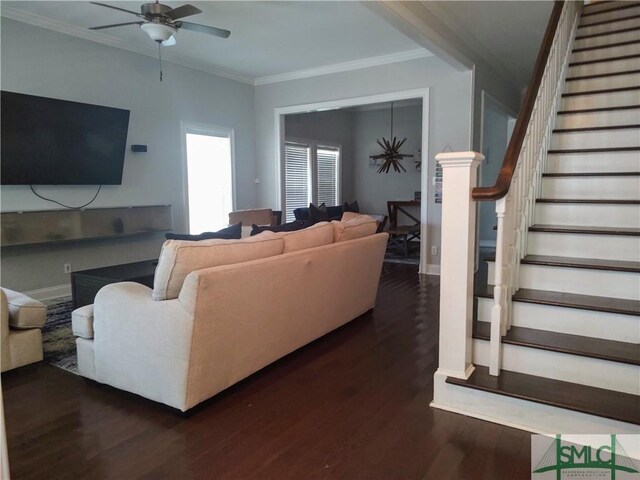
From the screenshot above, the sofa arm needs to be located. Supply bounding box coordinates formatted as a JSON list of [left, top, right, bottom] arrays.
[[92, 282, 195, 411], [72, 304, 94, 339]]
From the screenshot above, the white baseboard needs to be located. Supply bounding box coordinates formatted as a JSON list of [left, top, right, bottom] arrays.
[[479, 240, 496, 248], [420, 264, 440, 276], [25, 284, 71, 301]]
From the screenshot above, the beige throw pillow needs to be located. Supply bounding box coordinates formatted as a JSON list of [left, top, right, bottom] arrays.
[[262, 222, 334, 253], [153, 235, 284, 300], [341, 211, 362, 222], [332, 215, 378, 242]]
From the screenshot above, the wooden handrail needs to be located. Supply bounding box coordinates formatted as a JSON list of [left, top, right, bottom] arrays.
[[472, 0, 565, 201]]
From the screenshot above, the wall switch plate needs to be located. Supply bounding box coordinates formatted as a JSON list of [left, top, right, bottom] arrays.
[[64, 263, 72, 274], [431, 246, 438, 256]]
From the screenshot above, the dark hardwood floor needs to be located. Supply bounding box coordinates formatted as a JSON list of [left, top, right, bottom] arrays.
[[2, 264, 532, 480]]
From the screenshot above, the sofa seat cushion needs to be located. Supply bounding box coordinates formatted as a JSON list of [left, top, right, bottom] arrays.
[[332, 215, 378, 242], [2, 288, 46, 329], [72, 304, 95, 339], [153, 235, 284, 300]]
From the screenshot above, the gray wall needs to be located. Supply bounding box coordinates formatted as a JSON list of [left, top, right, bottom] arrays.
[[255, 55, 473, 269], [352, 105, 422, 216], [284, 110, 355, 202], [479, 98, 511, 246], [1, 18, 257, 292]]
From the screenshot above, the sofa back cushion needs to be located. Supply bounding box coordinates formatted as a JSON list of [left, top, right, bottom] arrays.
[[261, 221, 334, 253], [153, 235, 284, 300], [332, 215, 378, 242]]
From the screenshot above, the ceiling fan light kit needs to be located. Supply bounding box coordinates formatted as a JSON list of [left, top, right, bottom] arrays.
[[140, 22, 176, 42]]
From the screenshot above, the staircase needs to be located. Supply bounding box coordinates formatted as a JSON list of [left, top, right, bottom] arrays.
[[432, 1, 640, 433]]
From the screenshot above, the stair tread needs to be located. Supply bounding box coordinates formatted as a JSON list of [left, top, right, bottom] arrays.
[[582, 2, 640, 17], [537, 199, 640, 204], [569, 53, 640, 66], [446, 366, 640, 425], [476, 286, 640, 317], [553, 124, 640, 132], [575, 25, 640, 40], [578, 13, 640, 29], [521, 254, 640, 272], [557, 104, 640, 114], [566, 69, 640, 81], [473, 322, 640, 366], [530, 224, 640, 235], [542, 171, 640, 177], [562, 86, 640, 96], [573, 39, 640, 52], [548, 146, 640, 153]]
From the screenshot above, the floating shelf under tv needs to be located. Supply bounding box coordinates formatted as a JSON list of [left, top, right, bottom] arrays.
[[1, 205, 173, 247]]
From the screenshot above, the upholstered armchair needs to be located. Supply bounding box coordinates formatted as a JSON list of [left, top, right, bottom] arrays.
[[1, 288, 46, 372]]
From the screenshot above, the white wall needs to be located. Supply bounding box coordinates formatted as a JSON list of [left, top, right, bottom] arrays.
[[352, 105, 422, 216], [284, 109, 355, 202], [0, 18, 256, 292], [255, 55, 473, 268]]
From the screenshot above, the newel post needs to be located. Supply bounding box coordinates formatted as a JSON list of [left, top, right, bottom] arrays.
[[435, 151, 483, 380]]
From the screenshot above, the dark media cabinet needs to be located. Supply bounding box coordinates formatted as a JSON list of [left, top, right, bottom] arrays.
[[71, 259, 158, 308]]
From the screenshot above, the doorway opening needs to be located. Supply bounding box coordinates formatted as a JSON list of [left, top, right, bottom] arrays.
[[182, 123, 235, 234]]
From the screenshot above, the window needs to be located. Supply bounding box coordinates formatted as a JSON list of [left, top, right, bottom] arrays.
[[284, 140, 340, 222], [183, 125, 234, 233]]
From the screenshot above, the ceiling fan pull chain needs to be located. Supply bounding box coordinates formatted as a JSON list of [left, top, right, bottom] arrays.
[[158, 42, 163, 82], [390, 101, 394, 139]]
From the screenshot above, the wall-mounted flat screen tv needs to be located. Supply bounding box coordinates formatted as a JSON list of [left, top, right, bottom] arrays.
[[1, 91, 130, 185]]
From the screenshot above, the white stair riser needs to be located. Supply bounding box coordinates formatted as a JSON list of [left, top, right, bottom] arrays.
[[554, 107, 640, 128], [551, 128, 639, 149], [547, 150, 640, 173], [541, 176, 640, 200], [572, 42, 640, 63], [487, 262, 640, 300], [568, 57, 640, 78], [574, 29, 640, 50], [578, 17, 640, 37], [565, 72, 640, 93], [535, 203, 640, 228], [477, 297, 640, 343], [561, 88, 640, 110], [527, 231, 640, 261], [432, 376, 640, 435], [473, 339, 640, 394], [581, 5, 640, 25]]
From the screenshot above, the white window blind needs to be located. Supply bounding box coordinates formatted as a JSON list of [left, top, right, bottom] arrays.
[[284, 142, 310, 222], [316, 147, 339, 207]]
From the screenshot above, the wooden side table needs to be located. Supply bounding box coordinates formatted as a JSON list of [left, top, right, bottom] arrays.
[[71, 259, 157, 309]]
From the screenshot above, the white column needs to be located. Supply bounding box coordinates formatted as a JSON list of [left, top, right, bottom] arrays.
[[434, 151, 483, 380]]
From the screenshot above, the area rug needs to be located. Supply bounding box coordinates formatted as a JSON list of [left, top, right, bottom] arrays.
[[42, 297, 78, 374]]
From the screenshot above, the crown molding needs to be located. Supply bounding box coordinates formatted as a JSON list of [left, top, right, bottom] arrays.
[[254, 48, 433, 86], [0, 5, 255, 85]]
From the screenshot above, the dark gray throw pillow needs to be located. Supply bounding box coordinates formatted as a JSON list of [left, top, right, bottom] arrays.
[[165, 222, 242, 241], [308, 202, 330, 224], [250, 220, 307, 236], [343, 200, 359, 213]]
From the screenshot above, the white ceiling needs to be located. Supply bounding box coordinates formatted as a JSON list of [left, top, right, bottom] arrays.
[[2, 1, 429, 84], [432, 1, 555, 88]]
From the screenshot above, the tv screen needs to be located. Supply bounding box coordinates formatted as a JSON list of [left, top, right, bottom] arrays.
[[1, 91, 130, 185]]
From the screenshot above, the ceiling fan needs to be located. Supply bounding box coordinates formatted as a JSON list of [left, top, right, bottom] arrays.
[[89, 1, 230, 47]]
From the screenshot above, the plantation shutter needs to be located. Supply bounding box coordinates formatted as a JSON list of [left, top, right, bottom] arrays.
[[316, 147, 339, 207], [284, 142, 311, 222]]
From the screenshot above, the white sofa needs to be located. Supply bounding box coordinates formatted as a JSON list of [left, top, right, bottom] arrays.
[[1, 288, 46, 372], [73, 216, 388, 411]]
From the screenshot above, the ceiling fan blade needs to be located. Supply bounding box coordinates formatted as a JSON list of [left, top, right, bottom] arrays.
[[177, 21, 230, 38], [89, 2, 142, 17], [89, 21, 143, 30], [165, 4, 202, 20], [162, 35, 176, 47]]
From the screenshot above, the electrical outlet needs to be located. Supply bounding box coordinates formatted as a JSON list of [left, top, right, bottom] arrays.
[[431, 246, 438, 256], [64, 263, 72, 274]]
